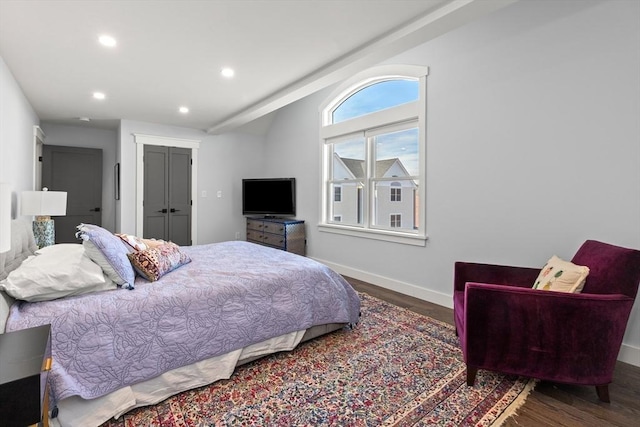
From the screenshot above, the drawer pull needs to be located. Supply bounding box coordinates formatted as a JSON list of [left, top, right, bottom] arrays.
[[43, 357, 52, 371]]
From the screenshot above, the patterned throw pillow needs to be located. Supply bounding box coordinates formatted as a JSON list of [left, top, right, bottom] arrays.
[[76, 224, 136, 289], [115, 233, 148, 252], [127, 242, 191, 282], [532, 255, 590, 293]]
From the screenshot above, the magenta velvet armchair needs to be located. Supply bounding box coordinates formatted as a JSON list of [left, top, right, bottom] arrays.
[[453, 240, 640, 402]]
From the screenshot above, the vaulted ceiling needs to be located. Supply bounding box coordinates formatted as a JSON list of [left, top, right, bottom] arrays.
[[0, 0, 515, 134]]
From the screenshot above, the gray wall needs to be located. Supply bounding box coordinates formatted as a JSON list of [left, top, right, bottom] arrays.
[[117, 120, 266, 244], [263, 0, 640, 362], [0, 56, 39, 215], [39, 123, 118, 232]]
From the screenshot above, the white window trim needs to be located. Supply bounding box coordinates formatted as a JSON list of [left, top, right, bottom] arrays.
[[318, 64, 428, 246]]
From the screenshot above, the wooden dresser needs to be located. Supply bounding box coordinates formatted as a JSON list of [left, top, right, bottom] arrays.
[[246, 217, 305, 256]]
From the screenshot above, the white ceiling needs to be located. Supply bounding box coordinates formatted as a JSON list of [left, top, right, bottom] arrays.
[[0, 0, 514, 134]]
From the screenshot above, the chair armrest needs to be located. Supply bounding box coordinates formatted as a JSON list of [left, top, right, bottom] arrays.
[[454, 262, 540, 292], [464, 283, 635, 385]]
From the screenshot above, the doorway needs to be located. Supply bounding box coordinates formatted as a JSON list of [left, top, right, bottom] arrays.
[[42, 145, 102, 243]]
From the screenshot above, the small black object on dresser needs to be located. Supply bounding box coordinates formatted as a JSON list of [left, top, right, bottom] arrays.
[[0, 324, 52, 427], [246, 217, 306, 256]]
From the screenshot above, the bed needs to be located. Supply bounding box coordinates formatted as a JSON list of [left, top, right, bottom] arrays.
[[0, 220, 361, 426]]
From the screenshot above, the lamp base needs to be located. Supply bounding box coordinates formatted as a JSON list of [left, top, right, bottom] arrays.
[[33, 219, 55, 248]]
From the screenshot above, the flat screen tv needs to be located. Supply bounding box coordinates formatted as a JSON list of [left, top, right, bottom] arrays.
[[242, 178, 296, 217]]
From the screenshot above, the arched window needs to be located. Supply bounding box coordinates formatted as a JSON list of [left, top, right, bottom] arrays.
[[319, 65, 428, 245], [332, 80, 419, 123]]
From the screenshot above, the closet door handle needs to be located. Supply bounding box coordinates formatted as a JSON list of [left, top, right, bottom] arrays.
[[90, 207, 101, 212], [157, 209, 168, 213], [170, 208, 180, 213]]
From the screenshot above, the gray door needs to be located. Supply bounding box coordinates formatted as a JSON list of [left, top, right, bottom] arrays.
[[143, 145, 191, 245], [42, 145, 102, 243]]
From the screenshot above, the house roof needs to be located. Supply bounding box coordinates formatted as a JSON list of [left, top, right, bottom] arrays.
[[339, 157, 403, 179]]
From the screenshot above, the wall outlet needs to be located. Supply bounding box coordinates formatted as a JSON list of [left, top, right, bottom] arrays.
[[235, 231, 241, 240]]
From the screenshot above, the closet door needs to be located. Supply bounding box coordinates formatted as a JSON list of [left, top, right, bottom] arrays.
[[143, 145, 191, 245], [168, 148, 191, 245]]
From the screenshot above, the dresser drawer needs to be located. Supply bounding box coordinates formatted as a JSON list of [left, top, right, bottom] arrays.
[[246, 219, 265, 232], [261, 222, 285, 235], [246, 229, 263, 243], [262, 232, 286, 248]]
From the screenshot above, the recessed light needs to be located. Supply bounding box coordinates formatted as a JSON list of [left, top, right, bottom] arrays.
[[93, 92, 106, 100], [179, 106, 189, 114], [99, 35, 117, 47], [78, 117, 91, 122], [221, 67, 235, 78]]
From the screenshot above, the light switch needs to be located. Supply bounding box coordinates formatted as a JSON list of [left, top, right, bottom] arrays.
[[201, 190, 207, 198], [217, 190, 222, 198]]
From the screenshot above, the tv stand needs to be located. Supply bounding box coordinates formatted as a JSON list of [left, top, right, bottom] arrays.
[[246, 217, 305, 256]]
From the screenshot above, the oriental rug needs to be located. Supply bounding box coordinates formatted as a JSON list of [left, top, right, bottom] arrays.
[[101, 293, 535, 427]]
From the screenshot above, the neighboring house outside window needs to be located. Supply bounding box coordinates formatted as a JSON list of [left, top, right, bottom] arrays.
[[319, 64, 428, 246]]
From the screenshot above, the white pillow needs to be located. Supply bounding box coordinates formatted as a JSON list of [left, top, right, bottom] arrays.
[[0, 244, 116, 302]]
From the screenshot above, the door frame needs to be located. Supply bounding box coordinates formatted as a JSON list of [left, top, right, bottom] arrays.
[[33, 125, 45, 190], [133, 133, 200, 245]]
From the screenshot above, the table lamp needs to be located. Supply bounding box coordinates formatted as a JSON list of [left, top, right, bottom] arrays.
[[21, 188, 67, 248], [0, 182, 11, 253]]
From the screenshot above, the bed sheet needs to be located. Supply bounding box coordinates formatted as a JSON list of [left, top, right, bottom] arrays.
[[7, 241, 361, 405]]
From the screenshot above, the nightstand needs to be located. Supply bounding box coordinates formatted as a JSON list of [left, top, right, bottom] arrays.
[[0, 324, 52, 427]]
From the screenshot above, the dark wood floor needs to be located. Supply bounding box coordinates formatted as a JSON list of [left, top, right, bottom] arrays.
[[346, 277, 640, 427]]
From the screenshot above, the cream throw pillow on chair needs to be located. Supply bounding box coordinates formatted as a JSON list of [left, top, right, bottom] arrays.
[[533, 255, 590, 293]]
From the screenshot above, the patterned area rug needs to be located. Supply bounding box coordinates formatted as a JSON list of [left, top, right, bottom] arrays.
[[102, 293, 535, 426]]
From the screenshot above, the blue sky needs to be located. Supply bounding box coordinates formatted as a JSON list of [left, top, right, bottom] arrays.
[[331, 79, 419, 176], [332, 79, 418, 123]]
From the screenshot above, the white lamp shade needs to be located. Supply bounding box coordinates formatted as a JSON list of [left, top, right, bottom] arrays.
[[21, 190, 67, 216], [0, 183, 11, 253]]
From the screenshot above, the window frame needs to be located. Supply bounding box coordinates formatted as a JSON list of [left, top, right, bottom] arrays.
[[334, 185, 342, 202], [318, 65, 428, 246], [390, 213, 402, 228], [390, 186, 401, 202]]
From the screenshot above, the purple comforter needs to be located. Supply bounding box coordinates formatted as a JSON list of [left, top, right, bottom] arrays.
[[6, 241, 360, 403]]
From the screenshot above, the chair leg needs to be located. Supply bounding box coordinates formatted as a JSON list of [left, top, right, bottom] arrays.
[[596, 385, 610, 403], [466, 366, 478, 386]]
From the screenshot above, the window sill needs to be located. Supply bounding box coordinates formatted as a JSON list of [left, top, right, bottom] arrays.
[[318, 223, 427, 246]]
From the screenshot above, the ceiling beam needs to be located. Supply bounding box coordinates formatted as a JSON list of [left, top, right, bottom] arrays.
[[207, 0, 518, 135]]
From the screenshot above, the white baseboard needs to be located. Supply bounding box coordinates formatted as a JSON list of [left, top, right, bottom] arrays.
[[617, 343, 640, 367], [315, 256, 640, 368], [313, 257, 453, 309]]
